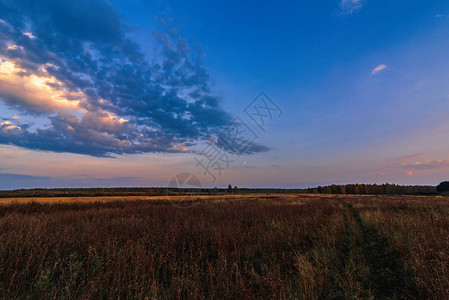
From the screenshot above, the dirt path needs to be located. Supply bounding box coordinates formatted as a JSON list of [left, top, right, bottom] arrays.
[[335, 203, 419, 299]]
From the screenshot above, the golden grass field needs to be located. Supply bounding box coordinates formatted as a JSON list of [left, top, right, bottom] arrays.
[[0, 194, 448, 299], [0, 193, 314, 205], [0, 193, 383, 205]]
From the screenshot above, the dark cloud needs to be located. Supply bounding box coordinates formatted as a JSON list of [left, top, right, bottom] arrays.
[[0, 173, 51, 190], [0, 0, 270, 157], [0, 173, 146, 189]]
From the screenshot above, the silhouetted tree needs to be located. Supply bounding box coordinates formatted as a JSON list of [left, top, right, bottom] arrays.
[[322, 186, 331, 194], [437, 181, 449, 193], [227, 184, 233, 194]]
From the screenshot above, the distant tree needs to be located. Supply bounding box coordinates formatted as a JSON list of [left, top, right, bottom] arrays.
[[322, 186, 331, 194], [330, 185, 339, 194], [227, 184, 233, 194], [436, 181, 449, 193], [233, 186, 239, 194]]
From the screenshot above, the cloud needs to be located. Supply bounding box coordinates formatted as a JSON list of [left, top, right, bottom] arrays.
[[400, 159, 449, 170], [0, 59, 81, 113], [0, 172, 51, 190], [0, 0, 268, 157], [0, 120, 21, 131], [0, 172, 145, 189], [340, 0, 363, 14], [376, 158, 449, 179], [22, 32, 35, 39], [398, 153, 424, 161], [371, 64, 387, 75]]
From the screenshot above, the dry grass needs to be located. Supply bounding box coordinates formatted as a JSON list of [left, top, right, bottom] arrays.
[[0, 194, 448, 299], [355, 196, 449, 298], [0, 193, 308, 205]]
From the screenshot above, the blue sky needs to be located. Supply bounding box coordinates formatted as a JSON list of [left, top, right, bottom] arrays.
[[1, 0, 449, 189]]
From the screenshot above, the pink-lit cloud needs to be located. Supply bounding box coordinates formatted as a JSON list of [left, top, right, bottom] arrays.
[[371, 64, 387, 75], [400, 159, 449, 170], [0, 58, 83, 113]]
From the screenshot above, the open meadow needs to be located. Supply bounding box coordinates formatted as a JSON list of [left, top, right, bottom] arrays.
[[0, 194, 448, 299]]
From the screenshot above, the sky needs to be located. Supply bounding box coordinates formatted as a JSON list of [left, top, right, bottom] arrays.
[[1, 0, 449, 189]]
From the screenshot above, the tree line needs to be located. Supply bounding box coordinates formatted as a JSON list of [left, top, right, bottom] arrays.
[[0, 183, 442, 198], [302, 183, 436, 195]]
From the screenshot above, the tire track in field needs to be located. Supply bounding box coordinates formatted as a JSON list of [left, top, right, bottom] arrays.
[[336, 203, 420, 299]]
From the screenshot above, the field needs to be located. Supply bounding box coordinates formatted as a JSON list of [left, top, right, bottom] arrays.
[[0, 194, 448, 299]]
